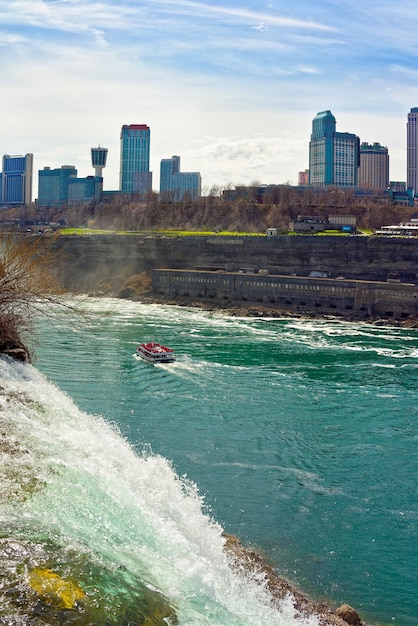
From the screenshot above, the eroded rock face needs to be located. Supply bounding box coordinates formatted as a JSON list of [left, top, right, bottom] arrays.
[[0, 327, 30, 362], [336, 603, 362, 625]]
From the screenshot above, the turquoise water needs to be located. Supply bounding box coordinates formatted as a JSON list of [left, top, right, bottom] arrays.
[[5, 296, 418, 624]]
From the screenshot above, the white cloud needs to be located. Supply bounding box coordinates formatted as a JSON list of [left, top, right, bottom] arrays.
[[252, 23, 268, 32], [0, 30, 25, 45], [0, 0, 416, 197], [181, 134, 304, 189]]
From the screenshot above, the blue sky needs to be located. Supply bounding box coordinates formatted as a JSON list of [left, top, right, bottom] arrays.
[[1, 0, 418, 195]]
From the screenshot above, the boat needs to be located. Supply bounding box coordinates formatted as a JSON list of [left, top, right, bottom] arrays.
[[135, 342, 176, 364]]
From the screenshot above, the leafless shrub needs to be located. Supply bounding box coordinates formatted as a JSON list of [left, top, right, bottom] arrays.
[[0, 234, 63, 361]]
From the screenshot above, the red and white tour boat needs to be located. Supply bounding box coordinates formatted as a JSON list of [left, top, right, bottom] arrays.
[[136, 342, 176, 364]]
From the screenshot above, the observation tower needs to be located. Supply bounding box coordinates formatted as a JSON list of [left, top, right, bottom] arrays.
[[91, 146, 108, 178]]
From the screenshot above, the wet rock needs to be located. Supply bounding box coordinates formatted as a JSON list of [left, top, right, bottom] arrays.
[[223, 534, 370, 626], [336, 604, 362, 625], [2, 347, 29, 362], [0, 537, 178, 625]]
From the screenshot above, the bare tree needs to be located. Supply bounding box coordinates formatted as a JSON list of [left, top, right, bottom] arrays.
[[0, 234, 63, 362]]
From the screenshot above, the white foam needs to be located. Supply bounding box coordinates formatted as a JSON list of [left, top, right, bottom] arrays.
[[0, 355, 321, 625]]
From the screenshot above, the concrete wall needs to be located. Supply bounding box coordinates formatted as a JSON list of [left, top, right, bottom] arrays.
[[153, 269, 418, 320]]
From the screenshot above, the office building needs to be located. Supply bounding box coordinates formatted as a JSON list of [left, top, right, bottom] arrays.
[[68, 176, 103, 205], [407, 107, 418, 195], [358, 142, 389, 189], [0, 153, 33, 206], [387, 181, 413, 206], [38, 165, 103, 207], [160, 156, 201, 201], [390, 181, 406, 192], [38, 165, 78, 207], [298, 170, 309, 185], [119, 124, 152, 195], [160, 155, 180, 193], [309, 111, 360, 187]]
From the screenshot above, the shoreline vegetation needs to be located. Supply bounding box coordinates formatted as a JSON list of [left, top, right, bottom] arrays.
[[0, 234, 387, 625], [0, 234, 65, 363]]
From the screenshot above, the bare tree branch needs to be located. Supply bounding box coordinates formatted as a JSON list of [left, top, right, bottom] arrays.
[[0, 234, 63, 361]]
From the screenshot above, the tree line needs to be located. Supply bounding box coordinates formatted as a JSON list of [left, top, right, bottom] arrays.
[[1, 186, 414, 233]]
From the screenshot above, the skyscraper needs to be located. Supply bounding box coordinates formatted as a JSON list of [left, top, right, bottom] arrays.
[[160, 155, 201, 201], [160, 155, 180, 194], [407, 107, 418, 195], [309, 111, 360, 187], [359, 142, 389, 189], [119, 124, 152, 195], [0, 153, 33, 206], [309, 110, 336, 186]]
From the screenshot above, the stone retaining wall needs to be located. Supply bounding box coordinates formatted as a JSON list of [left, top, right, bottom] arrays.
[[152, 269, 418, 320]]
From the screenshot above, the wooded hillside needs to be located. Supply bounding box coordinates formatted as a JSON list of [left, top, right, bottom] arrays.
[[1, 186, 414, 233]]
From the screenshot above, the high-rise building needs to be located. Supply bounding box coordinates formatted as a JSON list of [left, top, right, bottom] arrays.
[[358, 142, 389, 189], [119, 124, 152, 195], [38, 165, 78, 207], [91, 146, 108, 178], [0, 153, 33, 206], [160, 155, 180, 193], [38, 165, 103, 207], [68, 176, 103, 205], [407, 107, 418, 195], [160, 156, 201, 201], [309, 111, 360, 187], [309, 110, 336, 186]]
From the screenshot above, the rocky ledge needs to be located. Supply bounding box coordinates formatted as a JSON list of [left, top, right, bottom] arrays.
[[223, 534, 369, 626]]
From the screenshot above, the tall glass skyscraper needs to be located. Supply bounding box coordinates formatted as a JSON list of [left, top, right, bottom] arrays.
[[309, 111, 360, 187], [309, 110, 336, 186], [119, 124, 152, 195], [407, 107, 418, 195], [0, 154, 33, 206]]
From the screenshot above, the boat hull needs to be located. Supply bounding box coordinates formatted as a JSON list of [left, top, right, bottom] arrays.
[[136, 351, 176, 364], [135, 342, 176, 364]]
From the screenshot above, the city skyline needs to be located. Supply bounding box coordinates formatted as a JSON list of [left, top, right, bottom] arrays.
[[1, 0, 418, 195]]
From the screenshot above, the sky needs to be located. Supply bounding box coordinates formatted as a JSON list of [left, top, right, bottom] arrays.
[[2, 0, 418, 196]]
